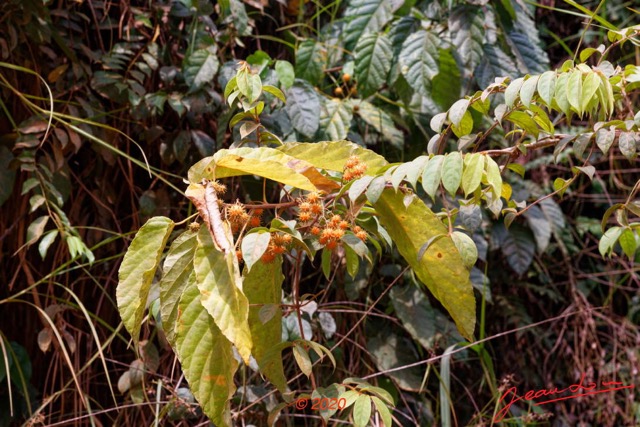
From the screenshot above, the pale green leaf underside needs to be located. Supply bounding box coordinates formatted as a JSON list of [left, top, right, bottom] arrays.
[[175, 279, 238, 426], [194, 226, 253, 363], [117, 216, 174, 344], [373, 189, 475, 340], [159, 230, 197, 344]]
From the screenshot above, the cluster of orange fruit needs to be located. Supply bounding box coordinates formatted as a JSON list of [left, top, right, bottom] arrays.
[[312, 214, 368, 250], [296, 191, 323, 223], [259, 233, 293, 263], [226, 203, 262, 233], [342, 155, 367, 182]]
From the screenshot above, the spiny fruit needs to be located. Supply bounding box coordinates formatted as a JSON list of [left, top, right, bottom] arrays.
[[353, 226, 368, 242], [227, 202, 249, 223]]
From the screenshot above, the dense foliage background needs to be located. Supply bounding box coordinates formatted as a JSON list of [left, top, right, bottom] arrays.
[[0, 0, 638, 426]]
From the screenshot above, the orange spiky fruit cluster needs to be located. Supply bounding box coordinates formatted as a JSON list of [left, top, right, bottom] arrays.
[[248, 208, 262, 228], [353, 225, 368, 242], [227, 202, 249, 233], [260, 232, 293, 263], [211, 180, 227, 194], [318, 214, 346, 250], [343, 155, 367, 182], [297, 191, 324, 223]]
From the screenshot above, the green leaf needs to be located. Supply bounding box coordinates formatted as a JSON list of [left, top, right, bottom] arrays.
[[506, 111, 539, 137], [371, 396, 392, 427], [262, 85, 286, 103], [343, 0, 394, 50], [0, 146, 15, 207], [567, 70, 583, 115], [599, 226, 623, 257], [175, 279, 238, 426], [618, 229, 636, 259], [236, 69, 262, 104], [448, 99, 470, 128], [462, 153, 484, 196], [422, 154, 444, 200], [505, 77, 524, 107], [275, 60, 295, 89], [537, 71, 556, 106], [117, 216, 174, 345], [618, 131, 637, 161], [449, 6, 484, 71], [38, 229, 58, 260], [292, 342, 313, 377], [451, 110, 473, 138], [353, 394, 372, 427], [451, 231, 478, 269], [399, 30, 440, 98], [351, 100, 404, 148], [244, 257, 287, 392], [432, 48, 462, 110], [581, 72, 600, 113], [475, 44, 519, 88], [26, 215, 49, 246], [501, 224, 535, 275], [523, 205, 551, 253], [596, 127, 615, 155], [519, 75, 539, 108], [183, 47, 219, 93], [241, 231, 271, 271], [286, 81, 321, 137], [484, 157, 503, 199], [295, 39, 326, 84], [373, 189, 476, 340], [354, 33, 392, 98], [194, 226, 253, 363], [320, 98, 353, 141], [441, 152, 463, 196], [159, 230, 197, 344], [390, 285, 463, 351], [553, 72, 571, 115]]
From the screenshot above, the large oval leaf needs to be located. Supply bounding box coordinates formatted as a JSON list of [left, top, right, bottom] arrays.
[[285, 80, 321, 137], [373, 189, 475, 340], [343, 0, 394, 50], [194, 226, 253, 363], [188, 147, 340, 193], [117, 216, 174, 345], [354, 33, 392, 98], [276, 140, 388, 175], [175, 279, 238, 426], [244, 257, 287, 392], [399, 30, 440, 97], [159, 230, 197, 344], [320, 98, 353, 141]]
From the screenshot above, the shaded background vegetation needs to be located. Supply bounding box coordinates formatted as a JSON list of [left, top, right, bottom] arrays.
[[0, 0, 638, 425]]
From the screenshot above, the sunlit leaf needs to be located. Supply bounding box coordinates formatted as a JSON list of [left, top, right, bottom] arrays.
[[373, 189, 475, 340], [117, 216, 174, 344], [194, 226, 252, 363], [159, 230, 197, 344], [175, 278, 238, 426]]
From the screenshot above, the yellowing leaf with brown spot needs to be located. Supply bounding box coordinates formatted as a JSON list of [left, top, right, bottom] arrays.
[[373, 189, 475, 340]]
